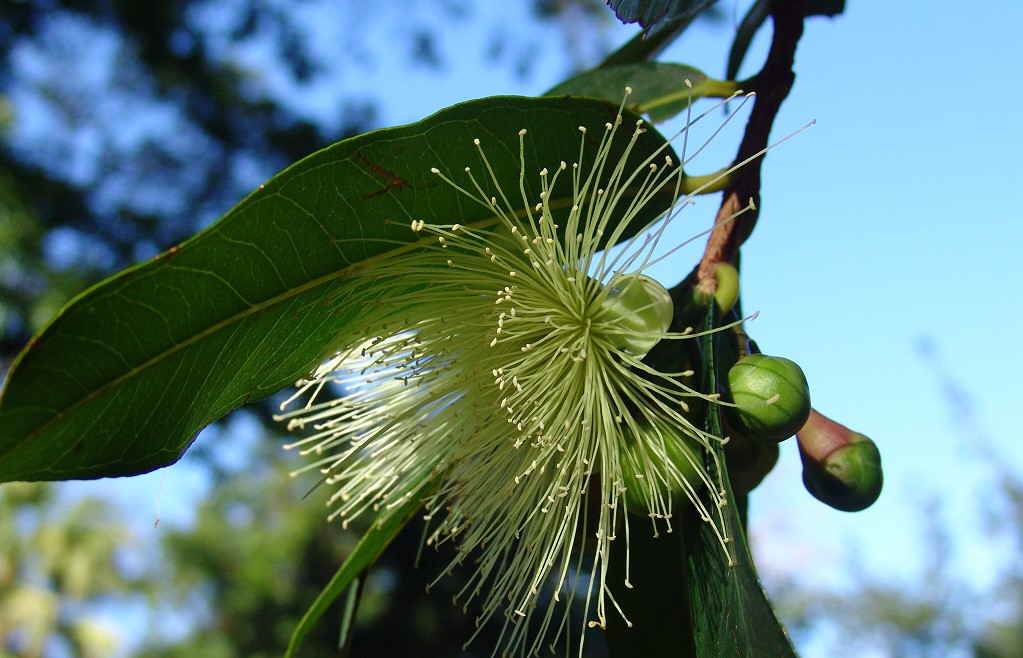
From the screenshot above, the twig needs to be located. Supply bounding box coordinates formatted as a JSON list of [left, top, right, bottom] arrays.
[[695, 0, 805, 294]]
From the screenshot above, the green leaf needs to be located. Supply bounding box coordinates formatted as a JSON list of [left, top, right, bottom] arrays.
[[547, 62, 740, 123], [286, 477, 431, 658], [0, 95, 679, 482], [604, 513, 694, 656], [608, 0, 719, 35], [598, 25, 686, 68], [685, 463, 798, 657], [725, 0, 845, 84], [726, 0, 770, 84], [684, 310, 798, 657]]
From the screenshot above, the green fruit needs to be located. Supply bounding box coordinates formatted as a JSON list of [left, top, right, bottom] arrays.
[[619, 421, 704, 516], [599, 274, 674, 358], [725, 354, 811, 442]]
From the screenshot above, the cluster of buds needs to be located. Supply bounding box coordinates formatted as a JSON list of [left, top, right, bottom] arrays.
[[705, 263, 883, 510], [609, 258, 883, 520]]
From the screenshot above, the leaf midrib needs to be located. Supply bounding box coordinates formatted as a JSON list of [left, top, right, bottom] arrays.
[[1, 212, 531, 452]]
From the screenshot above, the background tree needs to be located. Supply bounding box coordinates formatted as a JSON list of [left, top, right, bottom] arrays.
[[771, 466, 1023, 658], [0, 0, 619, 370], [0, 481, 155, 657]]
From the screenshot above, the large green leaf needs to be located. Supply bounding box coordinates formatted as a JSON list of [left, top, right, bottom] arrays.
[[0, 95, 679, 482], [684, 312, 798, 657], [685, 460, 798, 656]]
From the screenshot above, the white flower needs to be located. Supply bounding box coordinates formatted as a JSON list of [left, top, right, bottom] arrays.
[[275, 90, 742, 656]]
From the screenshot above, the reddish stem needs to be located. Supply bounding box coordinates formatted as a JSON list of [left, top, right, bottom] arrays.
[[796, 408, 855, 461], [695, 0, 805, 294]]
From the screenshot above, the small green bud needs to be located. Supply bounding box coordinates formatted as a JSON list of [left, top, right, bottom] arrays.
[[797, 409, 883, 512], [619, 421, 704, 516], [712, 262, 740, 315], [687, 262, 739, 324], [725, 354, 811, 442], [600, 274, 673, 358]]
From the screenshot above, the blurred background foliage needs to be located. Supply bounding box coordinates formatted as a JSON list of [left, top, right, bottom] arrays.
[[0, 0, 1020, 656]]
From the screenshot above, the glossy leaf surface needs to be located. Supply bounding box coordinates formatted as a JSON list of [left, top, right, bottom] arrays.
[[0, 95, 678, 482], [548, 61, 740, 123]]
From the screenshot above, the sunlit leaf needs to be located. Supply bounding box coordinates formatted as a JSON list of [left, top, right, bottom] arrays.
[[0, 95, 679, 482], [548, 62, 740, 123]]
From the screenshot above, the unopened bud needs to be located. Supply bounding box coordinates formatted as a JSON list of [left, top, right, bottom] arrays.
[[797, 409, 883, 512], [725, 354, 811, 442], [619, 420, 704, 516]]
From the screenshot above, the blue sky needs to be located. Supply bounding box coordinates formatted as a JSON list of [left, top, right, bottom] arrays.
[[46, 0, 1023, 654], [643, 0, 1023, 615], [720, 0, 1023, 587], [234, 0, 1023, 598]]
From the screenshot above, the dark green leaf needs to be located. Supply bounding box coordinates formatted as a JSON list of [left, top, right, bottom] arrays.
[[685, 469, 798, 657], [684, 310, 798, 657], [547, 62, 740, 123], [726, 0, 770, 84], [604, 514, 695, 656], [0, 95, 679, 482], [608, 0, 719, 35], [286, 476, 431, 658]]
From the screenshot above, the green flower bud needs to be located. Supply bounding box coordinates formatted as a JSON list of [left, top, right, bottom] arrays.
[[619, 421, 705, 516], [686, 262, 739, 325], [797, 409, 883, 512], [599, 274, 673, 359], [712, 262, 739, 315], [725, 354, 811, 442]]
